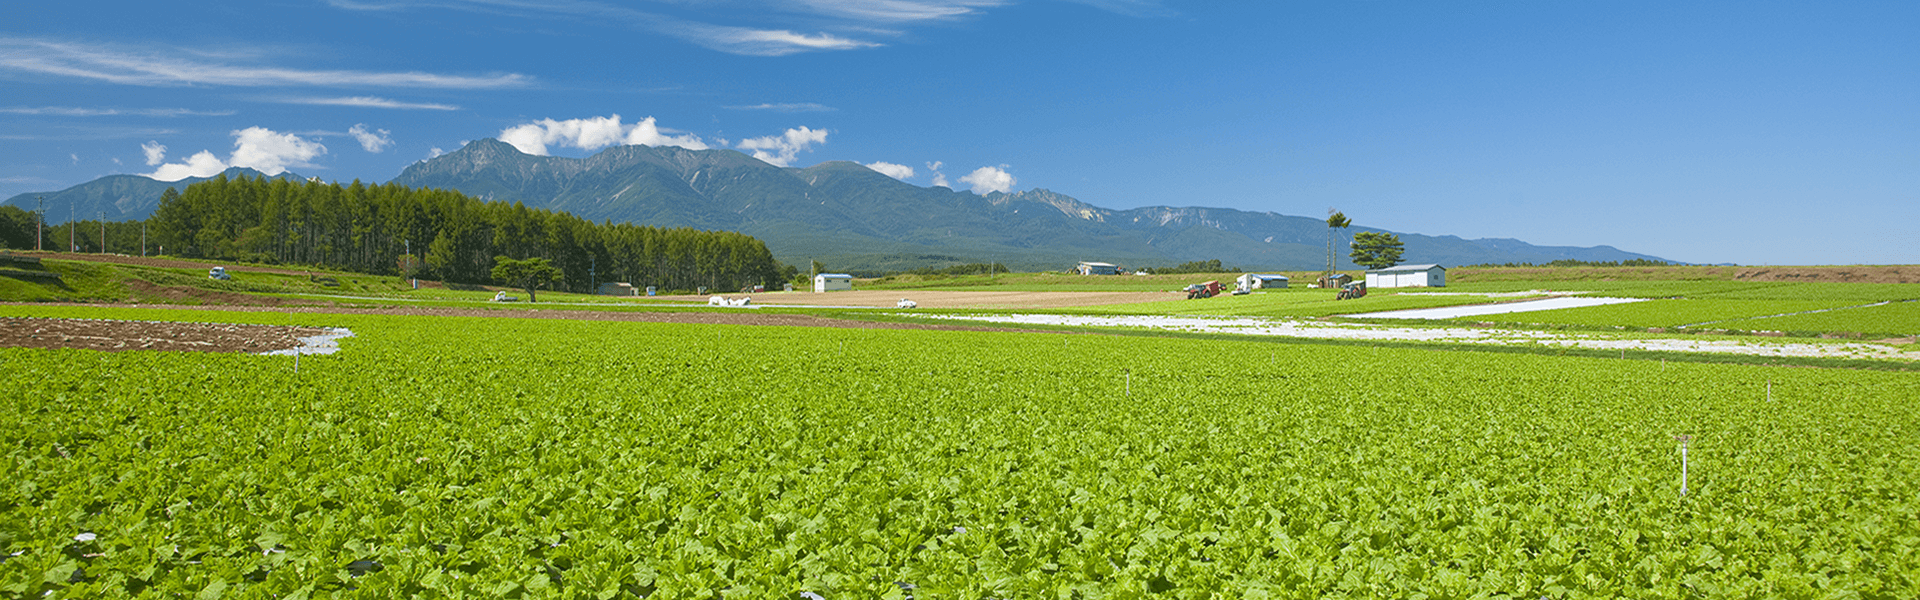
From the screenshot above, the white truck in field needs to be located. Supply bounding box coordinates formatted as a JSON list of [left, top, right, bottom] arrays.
[[208, 267, 231, 280]]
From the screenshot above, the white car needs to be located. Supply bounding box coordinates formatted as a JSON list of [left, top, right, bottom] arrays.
[[896, 298, 918, 309], [208, 267, 231, 280]]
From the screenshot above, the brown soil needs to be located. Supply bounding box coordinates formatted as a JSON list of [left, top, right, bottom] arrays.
[[648, 289, 1173, 309], [0, 316, 328, 353], [1729, 266, 1920, 283], [124, 280, 310, 307]]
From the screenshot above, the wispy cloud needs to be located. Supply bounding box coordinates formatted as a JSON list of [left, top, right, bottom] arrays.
[[0, 37, 531, 88], [0, 126, 181, 141], [349, 124, 394, 153], [283, 96, 461, 110], [0, 106, 236, 117], [725, 102, 836, 113], [326, 0, 878, 56], [787, 0, 1007, 22], [142, 141, 167, 166]]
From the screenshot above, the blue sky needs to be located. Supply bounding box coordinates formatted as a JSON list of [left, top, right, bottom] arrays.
[[3, 1, 1915, 265]]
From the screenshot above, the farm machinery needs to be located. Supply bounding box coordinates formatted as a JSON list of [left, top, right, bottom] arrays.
[[1184, 280, 1223, 299], [1335, 281, 1367, 300]]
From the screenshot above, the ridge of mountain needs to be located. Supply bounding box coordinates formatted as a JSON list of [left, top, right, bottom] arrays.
[[4, 167, 302, 224], [11, 141, 1674, 271]]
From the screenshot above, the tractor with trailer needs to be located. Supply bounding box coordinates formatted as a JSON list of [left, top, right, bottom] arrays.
[[1335, 281, 1367, 300], [1184, 280, 1223, 299]]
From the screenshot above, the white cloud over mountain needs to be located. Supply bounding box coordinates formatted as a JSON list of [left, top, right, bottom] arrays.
[[926, 161, 949, 188], [864, 161, 914, 180], [960, 165, 1015, 194], [499, 115, 709, 155], [736, 127, 828, 167], [147, 127, 328, 181]]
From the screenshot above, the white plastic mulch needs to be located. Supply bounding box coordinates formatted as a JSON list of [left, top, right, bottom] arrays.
[[1351, 296, 1647, 320], [915, 314, 1919, 361]]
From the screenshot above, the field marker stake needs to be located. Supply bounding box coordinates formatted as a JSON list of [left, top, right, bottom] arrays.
[[1125, 369, 1131, 397], [1767, 378, 1772, 402], [1675, 435, 1693, 496], [294, 352, 300, 374]]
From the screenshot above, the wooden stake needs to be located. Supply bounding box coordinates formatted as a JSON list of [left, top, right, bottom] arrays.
[[1675, 435, 1693, 496]]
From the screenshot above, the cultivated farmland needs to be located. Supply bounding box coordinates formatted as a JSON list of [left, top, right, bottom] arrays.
[[3, 305, 1917, 598]]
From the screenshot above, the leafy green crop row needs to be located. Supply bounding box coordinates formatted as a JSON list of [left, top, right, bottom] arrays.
[[4, 306, 1918, 598], [1716, 300, 1920, 337]]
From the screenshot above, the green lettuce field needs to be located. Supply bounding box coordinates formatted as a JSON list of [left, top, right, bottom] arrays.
[[4, 305, 1916, 598]]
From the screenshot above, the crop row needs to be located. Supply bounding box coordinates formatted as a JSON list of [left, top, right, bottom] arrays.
[[3, 306, 1918, 598]]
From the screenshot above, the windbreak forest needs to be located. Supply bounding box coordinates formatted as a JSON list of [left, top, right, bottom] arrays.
[[136, 174, 791, 292]]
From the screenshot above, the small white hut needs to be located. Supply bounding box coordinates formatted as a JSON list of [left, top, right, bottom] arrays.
[[813, 273, 854, 292]]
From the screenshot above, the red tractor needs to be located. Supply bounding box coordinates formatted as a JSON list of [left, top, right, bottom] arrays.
[[1184, 280, 1223, 299], [1335, 281, 1367, 300]]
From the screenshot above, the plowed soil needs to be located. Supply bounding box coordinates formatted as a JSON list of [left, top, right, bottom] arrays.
[[0, 316, 328, 353]]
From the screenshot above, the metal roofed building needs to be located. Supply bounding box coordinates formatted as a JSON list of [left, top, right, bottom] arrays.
[[1365, 264, 1447, 288]]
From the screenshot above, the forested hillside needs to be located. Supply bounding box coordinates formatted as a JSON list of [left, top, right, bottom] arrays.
[[6, 174, 793, 293]]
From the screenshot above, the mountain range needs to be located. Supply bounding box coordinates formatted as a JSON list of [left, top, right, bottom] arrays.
[[7, 139, 1672, 271]]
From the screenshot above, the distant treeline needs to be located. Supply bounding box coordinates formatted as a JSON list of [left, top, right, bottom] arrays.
[[847, 262, 1010, 279], [1152, 259, 1242, 274], [0, 205, 150, 256], [1463, 258, 1676, 268], [4, 175, 794, 292]]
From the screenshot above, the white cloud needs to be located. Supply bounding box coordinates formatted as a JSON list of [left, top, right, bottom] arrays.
[[427, 147, 446, 159], [142, 141, 166, 166], [959, 165, 1015, 194], [736, 126, 828, 167], [349, 124, 393, 153], [724, 102, 834, 113], [149, 151, 229, 181], [147, 127, 328, 181], [0, 37, 530, 88], [499, 114, 709, 155], [70, 153, 79, 165], [864, 161, 914, 180], [0, 106, 234, 117], [926, 161, 949, 188], [285, 96, 460, 110]]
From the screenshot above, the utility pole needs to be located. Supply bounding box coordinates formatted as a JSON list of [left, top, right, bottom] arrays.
[[35, 196, 43, 251], [68, 202, 74, 253], [590, 255, 596, 295], [99, 212, 105, 254], [142, 222, 147, 256]]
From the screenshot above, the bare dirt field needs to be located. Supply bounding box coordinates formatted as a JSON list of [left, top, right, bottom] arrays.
[[648, 289, 1173, 309], [0, 316, 328, 353]]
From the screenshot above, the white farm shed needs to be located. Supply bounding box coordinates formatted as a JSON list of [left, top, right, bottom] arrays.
[[813, 273, 854, 292], [1077, 261, 1120, 275], [1236, 274, 1289, 289], [1366, 264, 1447, 288]]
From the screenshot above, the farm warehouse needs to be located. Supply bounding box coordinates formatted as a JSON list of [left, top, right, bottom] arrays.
[[3, 305, 1918, 597]]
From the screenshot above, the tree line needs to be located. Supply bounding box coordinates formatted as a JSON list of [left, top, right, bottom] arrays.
[[3, 174, 794, 293]]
